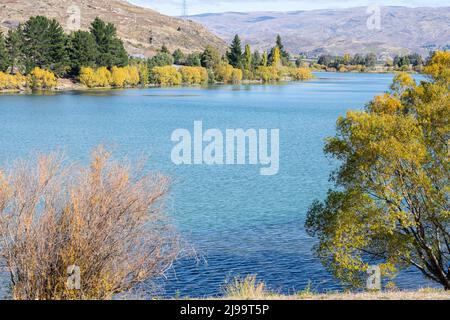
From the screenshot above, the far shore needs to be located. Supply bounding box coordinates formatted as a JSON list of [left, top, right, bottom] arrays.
[[0, 70, 419, 94]]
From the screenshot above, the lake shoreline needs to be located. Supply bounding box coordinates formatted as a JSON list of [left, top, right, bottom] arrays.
[[0, 70, 419, 95]]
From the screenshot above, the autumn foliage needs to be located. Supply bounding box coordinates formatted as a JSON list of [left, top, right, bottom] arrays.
[[306, 51, 450, 289], [0, 147, 179, 299]]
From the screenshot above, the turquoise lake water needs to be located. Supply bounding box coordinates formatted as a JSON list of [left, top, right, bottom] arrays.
[[0, 72, 432, 297]]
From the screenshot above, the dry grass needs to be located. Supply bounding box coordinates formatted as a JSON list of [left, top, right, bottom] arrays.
[[222, 275, 275, 300], [220, 277, 449, 300], [0, 146, 180, 300]]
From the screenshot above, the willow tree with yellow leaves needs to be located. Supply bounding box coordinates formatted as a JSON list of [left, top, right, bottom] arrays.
[[306, 51, 450, 289]]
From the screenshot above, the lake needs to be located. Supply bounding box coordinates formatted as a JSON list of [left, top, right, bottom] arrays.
[[0, 72, 432, 297]]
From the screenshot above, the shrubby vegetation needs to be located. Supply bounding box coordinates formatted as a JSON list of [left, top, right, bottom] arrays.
[[0, 16, 314, 90], [150, 66, 182, 86], [306, 51, 450, 290], [0, 147, 179, 299], [0, 67, 57, 90], [179, 66, 208, 85]]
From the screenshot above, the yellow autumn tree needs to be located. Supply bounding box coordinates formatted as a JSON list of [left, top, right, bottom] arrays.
[[306, 51, 450, 289], [271, 47, 282, 68], [256, 66, 281, 82], [28, 67, 57, 89], [214, 62, 242, 84], [0, 72, 28, 90], [289, 67, 314, 81], [79, 67, 112, 88], [151, 66, 182, 86], [179, 66, 208, 85], [110, 66, 128, 87]]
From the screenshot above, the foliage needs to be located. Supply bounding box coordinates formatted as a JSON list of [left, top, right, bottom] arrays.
[[67, 31, 98, 76], [201, 45, 221, 69], [147, 52, 174, 69], [271, 47, 282, 68], [0, 32, 9, 72], [289, 67, 314, 81], [256, 66, 281, 82], [28, 67, 57, 89], [111, 66, 140, 87], [0, 147, 179, 299], [20, 16, 68, 75], [305, 51, 450, 289], [227, 34, 243, 68], [423, 51, 450, 83], [0, 72, 28, 90], [172, 49, 185, 65], [5, 29, 23, 74], [275, 35, 290, 65], [137, 62, 149, 86], [185, 52, 202, 67], [90, 17, 128, 68], [214, 62, 242, 84], [179, 66, 208, 85], [151, 66, 182, 86], [79, 67, 111, 88]]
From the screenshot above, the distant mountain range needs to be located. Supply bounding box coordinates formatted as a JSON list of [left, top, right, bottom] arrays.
[[0, 0, 226, 56], [190, 6, 450, 57]]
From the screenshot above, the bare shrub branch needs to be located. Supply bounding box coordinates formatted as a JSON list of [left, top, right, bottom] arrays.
[[0, 146, 180, 300]]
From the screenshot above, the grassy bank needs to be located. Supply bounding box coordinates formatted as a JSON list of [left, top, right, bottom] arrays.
[[213, 276, 450, 301]]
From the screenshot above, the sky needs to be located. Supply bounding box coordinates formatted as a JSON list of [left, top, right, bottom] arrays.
[[130, 0, 449, 16]]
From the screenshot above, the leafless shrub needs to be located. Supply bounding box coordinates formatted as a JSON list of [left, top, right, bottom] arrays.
[[0, 146, 180, 300]]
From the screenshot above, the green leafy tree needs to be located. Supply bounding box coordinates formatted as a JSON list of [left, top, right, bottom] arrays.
[[243, 44, 252, 71], [261, 51, 268, 67], [185, 52, 201, 67], [306, 51, 450, 289], [364, 53, 377, 68], [21, 16, 67, 74], [227, 34, 243, 68], [0, 32, 9, 72], [172, 49, 185, 65], [252, 50, 261, 70], [67, 31, 98, 76], [90, 17, 128, 68], [201, 45, 221, 69], [147, 52, 174, 69], [6, 29, 23, 74]]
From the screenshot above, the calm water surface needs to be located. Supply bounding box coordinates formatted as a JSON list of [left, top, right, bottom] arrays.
[[0, 72, 431, 297]]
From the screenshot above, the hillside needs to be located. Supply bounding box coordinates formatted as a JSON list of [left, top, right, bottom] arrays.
[[0, 0, 226, 56], [190, 6, 450, 58]]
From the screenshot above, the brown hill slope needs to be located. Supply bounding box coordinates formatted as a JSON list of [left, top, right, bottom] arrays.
[[0, 0, 226, 56]]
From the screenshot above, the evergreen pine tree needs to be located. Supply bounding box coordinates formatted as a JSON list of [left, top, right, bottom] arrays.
[[6, 29, 22, 74], [67, 30, 98, 75], [252, 50, 261, 70], [276, 34, 290, 63], [0, 32, 9, 72], [21, 16, 67, 74], [227, 34, 243, 68], [90, 17, 128, 68]]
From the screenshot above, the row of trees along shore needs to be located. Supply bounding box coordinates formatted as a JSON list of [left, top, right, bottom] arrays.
[[0, 16, 313, 90], [313, 52, 426, 73]]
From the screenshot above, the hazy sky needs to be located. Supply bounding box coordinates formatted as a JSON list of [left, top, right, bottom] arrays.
[[130, 0, 449, 16]]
